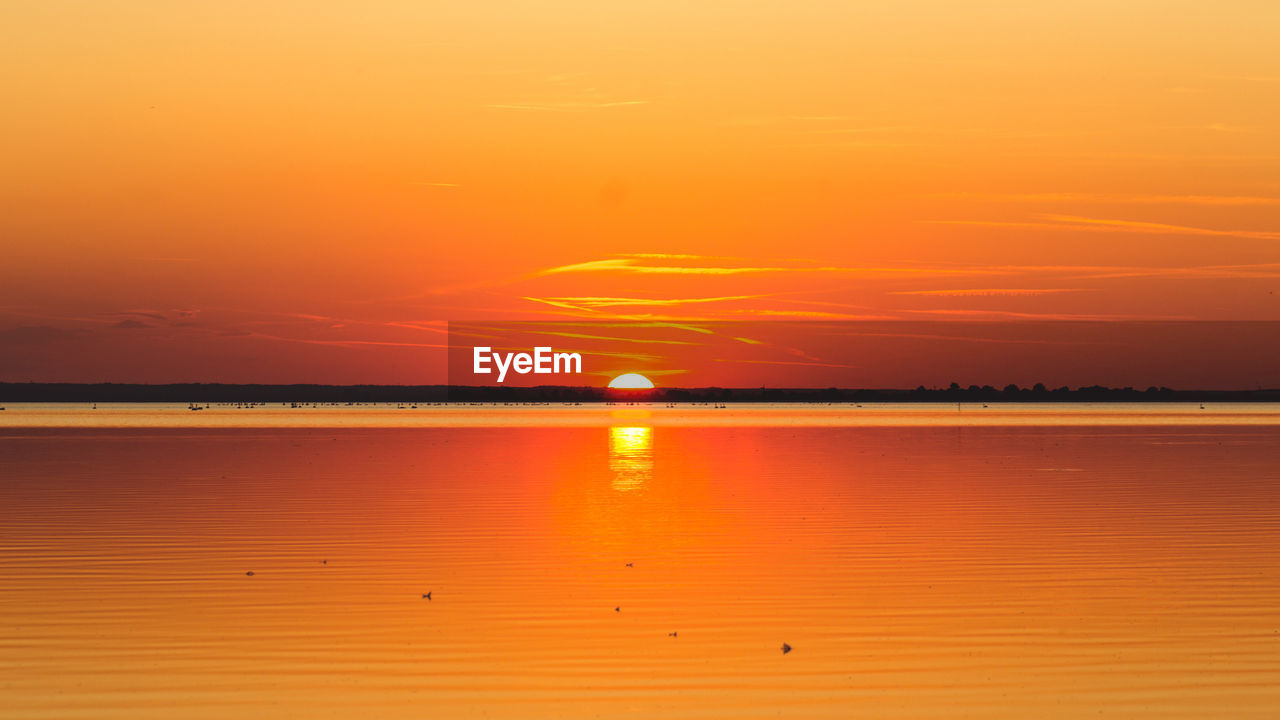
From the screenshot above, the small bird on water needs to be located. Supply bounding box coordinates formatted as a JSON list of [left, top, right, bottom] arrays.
[[781, 643, 792, 654], [615, 606, 620, 612], [422, 592, 432, 600], [668, 632, 678, 638], [245, 571, 254, 576], [625, 563, 633, 567]]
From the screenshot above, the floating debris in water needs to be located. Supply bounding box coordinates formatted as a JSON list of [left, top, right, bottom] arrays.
[[245, 571, 254, 577], [781, 643, 792, 654], [668, 632, 678, 638], [625, 563, 633, 567], [614, 606, 620, 612]]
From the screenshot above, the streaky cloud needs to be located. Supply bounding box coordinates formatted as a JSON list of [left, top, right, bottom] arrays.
[[891, 288, 1091, 297], [541, 294, 767, 308], [1077, 263, 1280, 280], [1041, 214, 1280, 241], [535, 256, 1010, 277], [486, 100, 648, 112], [928, 216, 1280, 240], [248, 333, 450, 350], [463, 325, 698, 346], [725, 309, 897, 320], [934, 192, 1280, 206], [831, 331, 1087, 346], [902, 309, 1196, 320], [712, 358, 857, 369]]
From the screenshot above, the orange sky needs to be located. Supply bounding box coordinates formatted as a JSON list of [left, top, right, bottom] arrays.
[[2, 1, 1279, 384]]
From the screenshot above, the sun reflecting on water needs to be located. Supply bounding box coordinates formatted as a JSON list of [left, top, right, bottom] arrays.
[[2, 421, 1280, 718], [608, 426, 652, 491]]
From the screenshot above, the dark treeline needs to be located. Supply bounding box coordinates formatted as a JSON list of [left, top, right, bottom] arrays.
[[2, 382, 1278, 403]]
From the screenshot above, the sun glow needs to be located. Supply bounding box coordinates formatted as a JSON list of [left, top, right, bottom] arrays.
[[607, 373, 655, 389]]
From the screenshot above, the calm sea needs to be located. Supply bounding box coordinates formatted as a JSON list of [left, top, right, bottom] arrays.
[[1, 404, 1278, 718]]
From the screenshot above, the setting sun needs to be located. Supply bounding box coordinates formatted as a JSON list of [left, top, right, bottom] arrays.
[[607, 373, 655, 389]]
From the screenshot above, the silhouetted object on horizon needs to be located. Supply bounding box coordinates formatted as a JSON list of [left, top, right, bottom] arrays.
[[2, 383, 1276, 404], [781, 643, 792, 654]]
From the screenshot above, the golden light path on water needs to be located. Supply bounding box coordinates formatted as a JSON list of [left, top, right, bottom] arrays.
[[1, 404, 1278, 719], [609, 426, 653, 492]]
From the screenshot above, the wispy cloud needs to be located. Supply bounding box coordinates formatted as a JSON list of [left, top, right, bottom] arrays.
[[535, 258, 770, 275], [535, 255, 1008, 277], [462, 324, 698, 346], [114, 310, 168, 322], [583, 367, 689, 379], [770, 298, 879, 311], [2, 307, 203, 328], [1200, 123, 1256, 134], [795, 125, 915, 135], [537, 294, 767, 308], [382, 320, 449, 335], [934, 192, 1280, 206], [112, 319, 150, 329], [1200, 73, 1280, 84], [233, 310, 451, 336], [833, 331, 1085, 346], [982, 263, 1280, 279], [1043, 214, 1280, 240], [929, 215, 1280, 241], [712, 358, 857, 369], [617, 253, 729, 260], [486, 100, 648, 112], [891, 288, 1091, 297], [902, 309, 1195, 320], [1077, 263, 1280, 280], [246, 333, 450, 350], [522, 296, 605, 313], [724, 309, 895, 320]]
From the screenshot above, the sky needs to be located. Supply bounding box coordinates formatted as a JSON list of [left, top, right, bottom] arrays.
[[2, 1, 1279, 385]]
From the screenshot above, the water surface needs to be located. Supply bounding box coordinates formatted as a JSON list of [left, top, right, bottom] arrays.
[[1, 407, 1278, 718], [2, 402, 1279, 427]]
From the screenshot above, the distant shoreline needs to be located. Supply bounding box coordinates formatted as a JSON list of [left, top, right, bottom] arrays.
[[2, 383, 1278, 403]]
